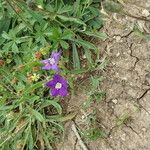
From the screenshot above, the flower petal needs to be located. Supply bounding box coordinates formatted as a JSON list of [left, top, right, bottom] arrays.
[[60, 78, 68, 88], [51, 88, 59, 96], [51, 51, 61, 62], [53, 74, 62, 81], [42, 63, 52, 70], [59, 87, 68, 97], [51, 64, 59, 71], [41, 59, 49, 64], [46, 80, 56, 88]]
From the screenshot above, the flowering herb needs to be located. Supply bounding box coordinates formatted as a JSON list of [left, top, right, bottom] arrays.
[[41, 51, 61, 71], [31, 73, 40, 82], [46, 74, 68, 97]]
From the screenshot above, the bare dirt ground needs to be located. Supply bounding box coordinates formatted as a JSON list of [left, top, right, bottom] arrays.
[[56, 1, 150, 150]]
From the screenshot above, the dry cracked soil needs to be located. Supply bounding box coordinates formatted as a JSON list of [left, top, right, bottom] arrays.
[[56, 1, 150, 150]]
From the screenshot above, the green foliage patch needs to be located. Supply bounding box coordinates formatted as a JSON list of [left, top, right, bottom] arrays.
[[0, 0, 106, 149]]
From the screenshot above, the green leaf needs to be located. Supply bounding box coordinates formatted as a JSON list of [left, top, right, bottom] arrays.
[[14, 23, 26, 34], [35, 0, 43, 6], [2, 41, 13, 52], [24, 82, 43, 95], [57, 5, 72, 14], [20, 1, 44, 24], [57, 112, 77, 122], [49, 27, 62, 41], [72, 43, 80, 69], [69, 69, 87, 74], [88, 18, 103, 30], [84, 128, 107, 140], [84, 48, 93, 65], [0, 17, 11, 34], [39, 100, 62, 114], [2, 32, 10, 40], [60, 40, 69, 49], [91, 76, 104, 87], [73, 0, 81, 16], [72, 38, 96, 50], [116, 113, 130, 126], [12, 43, 19, 53], [62, 30, 73, 40], [28, 127, 34, 150], [98, 59, 109, 70], [57, 15, 86, 27], [31, 109, 45, 122], [83, 31, 107, 40], [0, 105, 14, 111], [47, 112, 77, 122], [90, 91, 106, 103]]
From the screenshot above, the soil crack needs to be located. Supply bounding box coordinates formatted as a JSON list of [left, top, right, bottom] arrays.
[[73, 138, 78, 150], [128, 43, 140, 69], [125, 124, 141, 137], [137, 88, 150, 100]]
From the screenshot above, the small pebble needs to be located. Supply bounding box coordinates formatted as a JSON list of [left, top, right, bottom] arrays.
[[110, 135, 113, 139], [81, 115, 85, 119], [142, 9, 150, 17], [37, 5, 43, 9], [112, 99, 118, 104], [116, 52, 120, 57], [82, 55, 86, 59], [115, 36, 121, 42], [121, 133, 126, 141], [142, 127, 146, 132]]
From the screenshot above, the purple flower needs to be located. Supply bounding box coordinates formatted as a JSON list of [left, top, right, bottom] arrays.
[[41, 51, 61, 71], [46, 74, 68, 97]]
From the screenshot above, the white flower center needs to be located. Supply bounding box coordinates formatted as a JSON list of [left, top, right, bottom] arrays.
[[55, 82, 62, 89], [48, 58, 55, 65]]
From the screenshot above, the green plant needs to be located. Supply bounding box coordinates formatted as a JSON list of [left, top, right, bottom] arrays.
[[83, 76, 106, 108], [80, 111, 107, 140], [0, 0, 106, 149], [83, 128, 107, 140], [116, 113, 131, 126]]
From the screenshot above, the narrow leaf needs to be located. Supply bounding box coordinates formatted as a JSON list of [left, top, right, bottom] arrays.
[[72, 43, 80, 69], [39, 100, 62, 114], [31, 109, 45, 122], [72, 38, 96, 50], [83, 31, 108, 40], [84, 48, 93, 65]]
